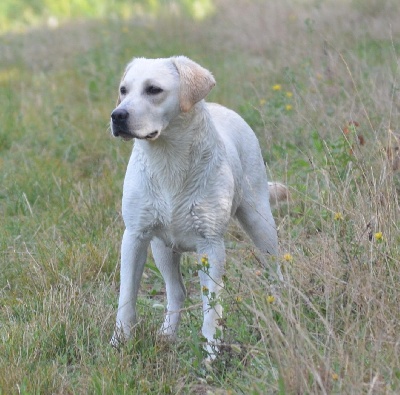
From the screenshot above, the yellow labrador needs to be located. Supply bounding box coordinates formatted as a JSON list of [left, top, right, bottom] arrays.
[[110, 56, 286, 356]]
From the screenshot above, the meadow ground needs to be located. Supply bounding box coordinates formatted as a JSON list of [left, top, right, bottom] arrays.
[[1, 0, 400, 393]]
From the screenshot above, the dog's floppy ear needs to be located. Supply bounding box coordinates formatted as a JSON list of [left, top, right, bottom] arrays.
[[172, 56, 216, 113]]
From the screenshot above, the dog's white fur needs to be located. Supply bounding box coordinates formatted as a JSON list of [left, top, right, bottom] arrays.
[[110, 56, 285, 355]]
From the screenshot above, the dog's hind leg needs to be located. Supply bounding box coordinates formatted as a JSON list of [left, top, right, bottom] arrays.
[[151, 238, 186, 339], [236, 200, 283, 282]]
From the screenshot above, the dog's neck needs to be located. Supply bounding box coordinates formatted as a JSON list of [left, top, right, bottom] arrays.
[[134, 101, 222, 192]]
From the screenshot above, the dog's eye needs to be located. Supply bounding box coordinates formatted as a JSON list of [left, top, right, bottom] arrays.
[[120, 86, 127, 95], [145, 85, 163, 95]]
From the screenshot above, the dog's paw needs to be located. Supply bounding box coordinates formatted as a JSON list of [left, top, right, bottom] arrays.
[[158, 321, 179, 342], [110, 327, 128, 350], [110, 334, 122, 350], [157, 330, 178, 343], [203, 341, 220, 363]]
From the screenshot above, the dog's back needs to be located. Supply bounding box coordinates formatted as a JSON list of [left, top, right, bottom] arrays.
[[207, 103, 276, 203]]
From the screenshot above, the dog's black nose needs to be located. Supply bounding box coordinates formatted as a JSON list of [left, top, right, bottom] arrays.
[[111, 108, 129, 123]]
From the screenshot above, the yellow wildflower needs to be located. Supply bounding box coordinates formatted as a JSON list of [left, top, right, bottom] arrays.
[[334, 212, 343, 221], [286, 91, 293, 98], [285, 104, 293, 111], [266, 295, 275, 304], [283, 253, 293, 263], [374, 232, 383, 242], [331, 373, 339, 381], [201, 255, 209, 268], [272, 84, 282, 91]]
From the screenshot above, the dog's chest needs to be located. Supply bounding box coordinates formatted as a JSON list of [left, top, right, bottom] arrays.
[[125, 143, 228, 252], [153, 195, 206, 252]]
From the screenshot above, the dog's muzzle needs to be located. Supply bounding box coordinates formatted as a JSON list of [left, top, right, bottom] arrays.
[[111, 109, 160, 140], [111, 108, 129, 124], [111, 108, 131, 138]]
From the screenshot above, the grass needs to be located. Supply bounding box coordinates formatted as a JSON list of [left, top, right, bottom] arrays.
[[1, 0, 400, 393]]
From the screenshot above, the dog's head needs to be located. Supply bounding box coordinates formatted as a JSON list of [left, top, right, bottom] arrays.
[[110, 56, 215, 141]]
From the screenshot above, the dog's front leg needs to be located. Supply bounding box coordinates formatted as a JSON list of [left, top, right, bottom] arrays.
[[111, 229, 149, 347], [197, 240, 226, 359]]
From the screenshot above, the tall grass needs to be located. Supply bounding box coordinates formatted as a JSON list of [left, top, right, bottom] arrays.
[[1, 0, 400, 393]]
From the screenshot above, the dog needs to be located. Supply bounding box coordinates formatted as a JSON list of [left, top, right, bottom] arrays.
[[110, 56, 287, 356]]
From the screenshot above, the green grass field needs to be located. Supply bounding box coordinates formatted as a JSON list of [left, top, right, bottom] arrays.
[[1, 0, 400, 393]]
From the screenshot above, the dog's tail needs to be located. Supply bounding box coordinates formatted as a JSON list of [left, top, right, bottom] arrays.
[[268, 182, 289, 207]]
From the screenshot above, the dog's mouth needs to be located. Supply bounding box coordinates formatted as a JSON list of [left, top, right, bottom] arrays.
[[112, 126, 133, 140], [114, 132, 134, 141], [113, 129, 159, 141], [145, 131, 159, 140]]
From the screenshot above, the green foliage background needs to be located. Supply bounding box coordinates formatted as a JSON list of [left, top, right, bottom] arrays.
[[0, 0, 214, 32]]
